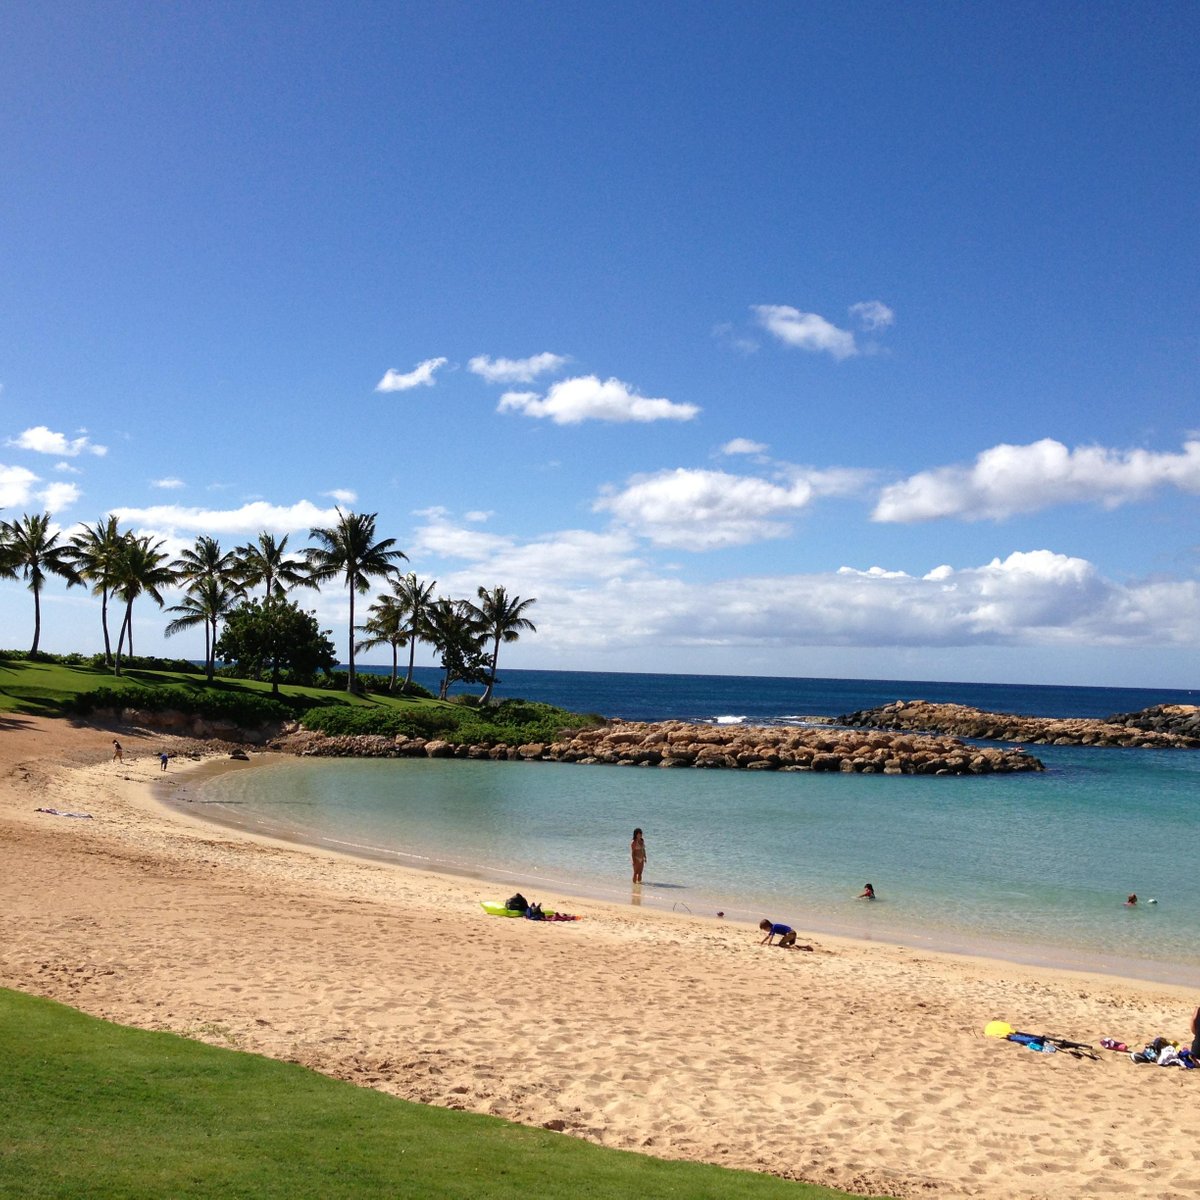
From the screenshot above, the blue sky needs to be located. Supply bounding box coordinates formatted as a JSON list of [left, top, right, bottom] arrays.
[[1, 2, 1197, 688]]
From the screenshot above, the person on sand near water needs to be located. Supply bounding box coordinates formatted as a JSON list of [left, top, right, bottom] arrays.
[[759, 919, 797, 948], [1126, 893, 1138, 906], [631, 827, 646, 884], [857, 883, 876, 900], [112, 739, 123, 763], [159, 751, 169, 771], [1190, 1005, 1200, 1059]]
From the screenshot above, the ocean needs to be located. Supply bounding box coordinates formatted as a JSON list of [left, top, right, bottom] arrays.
[[187, 668, 1200, 985]]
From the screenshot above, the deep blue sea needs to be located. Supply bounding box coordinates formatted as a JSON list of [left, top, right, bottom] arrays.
[[189, 668, 1200, 984]]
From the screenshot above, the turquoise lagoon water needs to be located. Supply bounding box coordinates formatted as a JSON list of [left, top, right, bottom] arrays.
[[189, 737, 1200, 986]]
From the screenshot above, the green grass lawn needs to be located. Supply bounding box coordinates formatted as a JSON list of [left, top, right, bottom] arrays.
[[0, 989, 881, 1200], [0, 656, 433, 717]]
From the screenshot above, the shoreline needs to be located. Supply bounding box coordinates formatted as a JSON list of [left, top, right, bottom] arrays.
[[180, 748, 1200, 991], [4, 714, 1200, 1200]]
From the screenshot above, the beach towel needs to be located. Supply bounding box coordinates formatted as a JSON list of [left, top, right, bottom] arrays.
[[35, 807, 94, 819]]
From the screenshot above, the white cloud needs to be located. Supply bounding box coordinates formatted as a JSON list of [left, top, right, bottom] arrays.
[[464, 510, 493, 523], [874, 438, 1200, 523], [720, 438, 768, 456], [753, 305, 858, 360], [401, 513, 1200, 655], [595, 465, 866, 549], [39, 481, 81, 511], [324, 488, 358, 504], [111, 499, 343, 537], [497, 375, 699, 424], [0, 464, 41, 507], [468, 353, 569, 384], [849, 300, 895, 330], [375, 357, 448, 392], [8, 425, 107, 457], [151, 477, 185, 490], [54, 462, 82, 474]]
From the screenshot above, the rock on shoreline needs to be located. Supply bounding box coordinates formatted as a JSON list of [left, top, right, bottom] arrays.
[[838, 700, 1200, 748], [271, 720, 1043, 775]]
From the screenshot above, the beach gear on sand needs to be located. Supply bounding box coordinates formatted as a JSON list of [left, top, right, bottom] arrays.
[[482, 900, 554, 917], [35, 807, 93, 819], [985, 1022, 1096, 1057]]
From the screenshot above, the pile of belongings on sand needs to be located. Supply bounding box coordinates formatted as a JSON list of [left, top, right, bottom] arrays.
[[1118, 1036, 1198, 1068]]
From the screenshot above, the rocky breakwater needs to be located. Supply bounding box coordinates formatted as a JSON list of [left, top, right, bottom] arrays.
[[839, 701, 1200, 749], [274, 721, 1043, 775]]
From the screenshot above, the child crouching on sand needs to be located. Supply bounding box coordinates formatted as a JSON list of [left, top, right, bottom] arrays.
[[759, 919, 797, 947]]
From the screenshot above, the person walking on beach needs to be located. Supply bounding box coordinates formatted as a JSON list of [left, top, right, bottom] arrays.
[[759, 919, 797, 947], [112, 739, 123, 763], [159, 750, 169, 771], [631, 828, 646, 884]]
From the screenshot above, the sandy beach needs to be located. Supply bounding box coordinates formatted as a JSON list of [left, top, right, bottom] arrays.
[[3, 714, 1199, 1200]]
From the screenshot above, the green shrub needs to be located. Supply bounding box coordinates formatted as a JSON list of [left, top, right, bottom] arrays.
[[299, 706, 460, 739], [71, 685, 290, 728]]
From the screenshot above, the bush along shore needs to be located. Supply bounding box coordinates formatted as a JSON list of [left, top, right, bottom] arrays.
[[272, 719, 1044, 775], [838, 700, 1200, 748]]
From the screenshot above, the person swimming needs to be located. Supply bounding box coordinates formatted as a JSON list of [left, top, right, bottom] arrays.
[[857, 883, 876, 900], [1126, 893, 1138, 906]]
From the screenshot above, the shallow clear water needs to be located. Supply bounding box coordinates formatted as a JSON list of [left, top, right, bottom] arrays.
[[191, 740, 1200, 985]]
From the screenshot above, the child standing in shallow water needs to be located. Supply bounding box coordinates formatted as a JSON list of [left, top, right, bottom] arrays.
[[631, 828, 646, 884]]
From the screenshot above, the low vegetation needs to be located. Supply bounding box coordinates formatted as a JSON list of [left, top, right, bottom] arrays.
[[0, 989, 873, 1200], [0, 653, 600, 746]]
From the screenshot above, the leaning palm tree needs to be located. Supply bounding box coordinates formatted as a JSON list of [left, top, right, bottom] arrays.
[[234, 531, 308, 602], [391, 572, 437, 692], [306, 510, 407, 692], [111, 535, 176, 674], [67, 515, 130, 664], [0, 512, 81, 655], [354, 593, 408, 691], [421, 597, 488, 701], [470, 585, 537, 704], [165, 575, 243, 680]]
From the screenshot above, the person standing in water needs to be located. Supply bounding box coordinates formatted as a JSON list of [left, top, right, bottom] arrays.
[[857, 883, 876, 900], [631, 828, 646, 884]]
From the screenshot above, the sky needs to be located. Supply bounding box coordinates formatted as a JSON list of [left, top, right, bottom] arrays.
[[0, 1, 1197, 689]]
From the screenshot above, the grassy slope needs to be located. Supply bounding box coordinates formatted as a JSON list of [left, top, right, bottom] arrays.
[[0, 657, 436, 717], [0, 990, 878, 1200]]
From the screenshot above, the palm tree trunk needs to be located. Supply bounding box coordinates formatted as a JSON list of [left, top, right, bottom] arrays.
[[480, 638, 500, 704], [346, 583, 356, 693], [115, 602, 133, 675], [390, 643, 398, 691], [405, 634, 417, 691], [101, 586, 113, 665], [31, 584, 42, 655]]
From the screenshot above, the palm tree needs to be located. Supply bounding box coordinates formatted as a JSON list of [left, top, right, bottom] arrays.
[[172, 536, 238, 592], [168, 536, 243, 674], [67, 515, 130, 665], [0, 512, 81, 655], [392, 572, 436, 692], [354, 593, 408, 691], [470, 586, 537, 704], [234, 531, 308, 602], [421, 598, 488, 701], [306, 510, 407, 692], [165, 575, 243, 680], [111, 535, 176, 674]]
